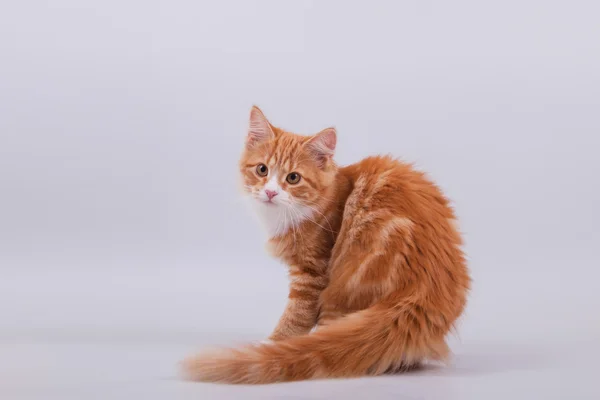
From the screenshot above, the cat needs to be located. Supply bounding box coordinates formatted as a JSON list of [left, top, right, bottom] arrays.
[[182, 106, 471, 384]]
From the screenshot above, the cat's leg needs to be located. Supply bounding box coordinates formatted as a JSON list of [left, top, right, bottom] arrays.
[[314, 312, 344, 332], [268, 266, 327, 341], [315, 299, 345, 330]]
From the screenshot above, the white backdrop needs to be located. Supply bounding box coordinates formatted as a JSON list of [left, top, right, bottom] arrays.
[[1, 1, 599, 399]]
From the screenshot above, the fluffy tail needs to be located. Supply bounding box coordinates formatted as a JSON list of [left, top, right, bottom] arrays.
[[181, 303, 451, 384]]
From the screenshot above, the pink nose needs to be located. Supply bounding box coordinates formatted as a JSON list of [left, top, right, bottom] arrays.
[[265, 189, 278, 200]]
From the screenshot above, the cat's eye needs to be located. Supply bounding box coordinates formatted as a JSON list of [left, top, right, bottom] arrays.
[[256, 164, 268, 177], [286, 172, 301, 184]]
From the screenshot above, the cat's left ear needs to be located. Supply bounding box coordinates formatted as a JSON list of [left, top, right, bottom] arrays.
[[306, 127, 337, 167]]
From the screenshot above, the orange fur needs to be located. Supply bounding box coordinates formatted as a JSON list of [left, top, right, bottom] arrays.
[[182, 106, 471, 384]]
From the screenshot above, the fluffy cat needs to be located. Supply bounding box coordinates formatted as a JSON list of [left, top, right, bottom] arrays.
[[182, 106, 471, 384]]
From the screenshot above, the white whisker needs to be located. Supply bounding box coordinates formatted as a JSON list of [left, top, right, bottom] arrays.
[[293, 205, 336, 239], [288, 205, 306, 246], [293, 200, 336, 235]]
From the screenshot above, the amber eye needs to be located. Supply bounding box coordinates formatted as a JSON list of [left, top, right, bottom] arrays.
[[256, 164, 268, 177], [286, 172, 301, 184]]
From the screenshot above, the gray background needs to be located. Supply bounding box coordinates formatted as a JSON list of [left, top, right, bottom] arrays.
[[1, 1, 599, 399]]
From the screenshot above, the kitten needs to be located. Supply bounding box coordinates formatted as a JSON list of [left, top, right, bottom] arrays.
[[182, 106, 471, 384]]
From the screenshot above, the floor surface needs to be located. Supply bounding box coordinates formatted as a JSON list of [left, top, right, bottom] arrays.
[[2, 261, 599, 400]]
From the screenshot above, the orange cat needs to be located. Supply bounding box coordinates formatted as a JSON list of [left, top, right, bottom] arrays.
[[182, 106, 471, 384]]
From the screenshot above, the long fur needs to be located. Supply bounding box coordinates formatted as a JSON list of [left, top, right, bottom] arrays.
[[182, 302, 449, 384], [182, 106, 470, 384]]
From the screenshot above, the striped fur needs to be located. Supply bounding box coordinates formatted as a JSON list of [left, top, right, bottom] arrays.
[[182, 106, 471, 384]]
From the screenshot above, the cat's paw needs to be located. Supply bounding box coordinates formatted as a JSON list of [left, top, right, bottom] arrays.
[[249, 338, 274, 347]]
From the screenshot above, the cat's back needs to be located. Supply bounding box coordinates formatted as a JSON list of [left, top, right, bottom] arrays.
[[339, 155, 456, 223], [334, 155, 468, 310]]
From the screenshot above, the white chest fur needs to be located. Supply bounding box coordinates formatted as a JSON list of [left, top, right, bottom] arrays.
[[252, 201, 313, 238]]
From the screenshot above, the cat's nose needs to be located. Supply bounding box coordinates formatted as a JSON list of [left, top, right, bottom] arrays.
[[265, 189, 278, 200]]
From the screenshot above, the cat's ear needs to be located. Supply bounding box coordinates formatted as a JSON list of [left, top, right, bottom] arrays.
[[246, 106, 275, 148], [306, 127, 337, 167]]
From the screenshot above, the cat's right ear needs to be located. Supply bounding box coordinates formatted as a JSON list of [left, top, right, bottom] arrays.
[[305, 127, 337, 168], [246, 106, 275, 149]]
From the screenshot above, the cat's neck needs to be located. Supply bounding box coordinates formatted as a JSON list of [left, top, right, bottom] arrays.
[[266, 171, 352, 267]]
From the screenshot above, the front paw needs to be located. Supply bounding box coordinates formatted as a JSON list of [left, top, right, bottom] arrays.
[[248, 338, 274, 347], [267, 332, 287, 342]]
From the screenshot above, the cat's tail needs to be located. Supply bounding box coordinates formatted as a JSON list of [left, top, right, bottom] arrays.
[[181, 302, 450, 384]]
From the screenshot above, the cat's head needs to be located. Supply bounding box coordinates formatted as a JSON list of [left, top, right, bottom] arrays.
[[239, 106, 337, 235]]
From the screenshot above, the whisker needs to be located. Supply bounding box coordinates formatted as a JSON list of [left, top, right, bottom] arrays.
[[294, 200, 336, 235], [283, 207, 290, 238], [286, 208, 294, 242], [293, 205, 336, 238], [275, 208, 284, 239], [287, 207, 300, 245], [300, 196, 337, 207], [288, 205, 306, 246]]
